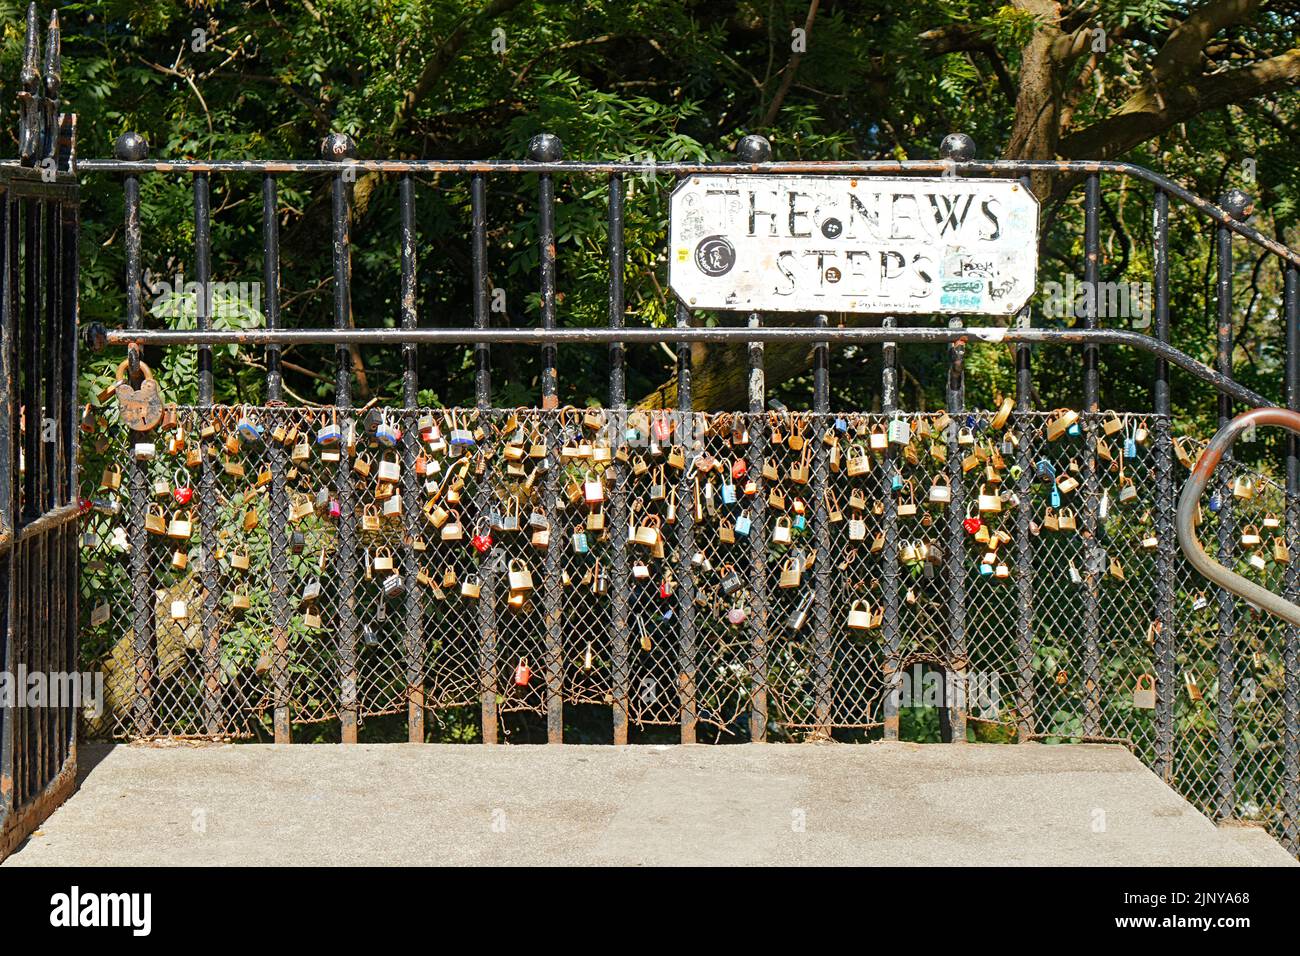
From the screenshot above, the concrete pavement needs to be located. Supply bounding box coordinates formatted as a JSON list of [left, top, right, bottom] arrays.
[[4, 741, 1294, 866]]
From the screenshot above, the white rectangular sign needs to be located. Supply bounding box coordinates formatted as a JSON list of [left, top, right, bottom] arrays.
[[668, 175, 1039, 315]]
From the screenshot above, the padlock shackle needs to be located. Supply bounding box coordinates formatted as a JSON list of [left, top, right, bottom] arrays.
[[1177, 407, 1300, 629]]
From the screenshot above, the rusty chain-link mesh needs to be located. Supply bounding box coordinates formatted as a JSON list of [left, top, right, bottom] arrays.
[[76, 404, 1297, 844]]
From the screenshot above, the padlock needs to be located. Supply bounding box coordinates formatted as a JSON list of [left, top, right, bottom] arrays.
[[1274, 537, 1290, 564], [1056, 473, 1079, 495], [508, 559, 534, 591], [572, 525, 589, 554], [726, 603, 747, 627], [114, 358, 164, 431], [929, 474, 951, 505], [1132, 674, 1156, 709], [167, 508, 194, 540], [377, 450, 401, 483], [382, 573, 406, 600], [772, 515, 793, 545], [1241, 524, 1262, 547], [513, 659, 532, 686], [734, 513, 752, 536], [1232, 475, 1254, 499], [977, 484, 1001, 514], [373, 547, 395, 572], [847, 600, 880, 631], [888, 415, 911, 445], [1045, 408, 1079, 442], [719, 564, 744, 595], [461, 576, 482, 599], [583, 471, 605, 504]]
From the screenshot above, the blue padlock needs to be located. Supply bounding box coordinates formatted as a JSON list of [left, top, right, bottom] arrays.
[[1050, 487, 1061, 508], [1124, 436, 1137, 458], [735, 513, 752, 536], [1067, 422, 1081, 437]]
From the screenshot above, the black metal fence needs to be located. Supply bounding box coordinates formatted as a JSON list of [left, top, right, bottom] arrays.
[[0, 7, 80, 861], [0, 1, 1293, 860]]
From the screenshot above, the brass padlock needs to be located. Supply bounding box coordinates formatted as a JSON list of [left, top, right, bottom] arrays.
[[114, 359, 164, 432], [1133, 674, 1156, 709]]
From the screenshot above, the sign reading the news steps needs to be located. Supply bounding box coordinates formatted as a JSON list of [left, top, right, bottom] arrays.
[[668, 175, 1039, 315]]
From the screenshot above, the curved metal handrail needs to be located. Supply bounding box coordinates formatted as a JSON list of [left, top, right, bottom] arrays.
[[1177, 408, 1300, 629]]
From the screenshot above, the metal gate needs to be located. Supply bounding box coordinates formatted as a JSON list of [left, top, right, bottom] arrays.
[[0, 7, 80, 860]]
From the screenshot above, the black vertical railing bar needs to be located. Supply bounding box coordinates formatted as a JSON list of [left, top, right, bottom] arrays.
[[1014, 301, 1035, 743], [470, 171, 497, 744], [675, 300, 698, 742], [263, 172, 291, 744], [114, 134, 153, 737], [21, 197, 40, 523], [607, 172, 630, 745], [1080, 171, 1102, 738], [194, 171, 223, 736], [811, 312, 832, 736], [746, 310, 768, 742], [1213, 211, 1237, 819], [399, 172, 423, 744], [43, 194, 58, 513], [1283, 261, 1299, 853], [0, 188, 10, 825], [1152, 187, 1176, 779], [880, 314, 902, 740], [944, 321, 967, 743], [530, 133, 564, 745], [60, 194, 79, 766], [325, 134, 359, 744]]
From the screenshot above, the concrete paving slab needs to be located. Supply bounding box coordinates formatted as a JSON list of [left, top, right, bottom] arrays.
[[3, 741, 1294, 866]]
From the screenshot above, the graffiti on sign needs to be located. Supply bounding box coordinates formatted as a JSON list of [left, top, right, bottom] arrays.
[[668, 175, 1039, 315]]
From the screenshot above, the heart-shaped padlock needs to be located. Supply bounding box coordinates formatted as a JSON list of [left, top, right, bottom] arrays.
[[471, 519, 493, 554], [172, 469, 193, 505]]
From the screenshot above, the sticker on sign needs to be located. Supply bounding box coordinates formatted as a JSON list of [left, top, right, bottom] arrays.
[[668, 175, 1039, 315]]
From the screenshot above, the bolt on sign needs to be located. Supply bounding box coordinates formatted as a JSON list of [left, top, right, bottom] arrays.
[[668, 175, 1039, 315]]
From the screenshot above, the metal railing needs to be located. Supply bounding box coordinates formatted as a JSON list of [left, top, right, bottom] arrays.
[[1, 6, 80, 862], [0, 0, 1276, 857]]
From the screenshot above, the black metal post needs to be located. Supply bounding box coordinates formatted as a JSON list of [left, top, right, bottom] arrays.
[[746, 310, 768, 742], [607, 173, 631, 745], [325, 132, 359, 743], [530, 132, 564, 744], [399, 172, 424, 743], [1152, 188, 1175, 779], [470, 171, 498, 744], [1081, 171, 1102, 738], [675, 301, 698, 742], [263, 172, 291, 743], [944, 320, 967, 743], [812, 313, 832, 736], [881, 315, 902, 740], [194, 170, 222, 736], [114, 132, 153, 737], [1284, 260, 1300, 853]]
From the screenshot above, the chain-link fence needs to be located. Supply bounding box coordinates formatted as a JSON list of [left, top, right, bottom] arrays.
[[76, 403, 1298, 848]]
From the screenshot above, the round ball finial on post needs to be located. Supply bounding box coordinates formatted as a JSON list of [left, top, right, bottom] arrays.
[[113, 131, 148, 161], [527, 133, 564, 163], [735, 134, 772, 164], [320, 132, 357, 162], [939, 133, 976, 163], [1220, 188, 1254, 222]]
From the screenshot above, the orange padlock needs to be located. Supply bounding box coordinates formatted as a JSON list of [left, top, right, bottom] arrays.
[[514, 658, 532, 687]]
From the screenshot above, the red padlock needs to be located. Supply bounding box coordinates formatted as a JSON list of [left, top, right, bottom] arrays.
[[726, 605, 747, 627], [328, 499, 342, 519], [471, 530, 493, 554], [651, 412, 673, 442], [731, 457, 747, 480], [78, 496, 93, 515], [171, 469, 193, 505], [513, 658, 532, 687], [962, 515, 982, 535], [659, 578, 673, 599]]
